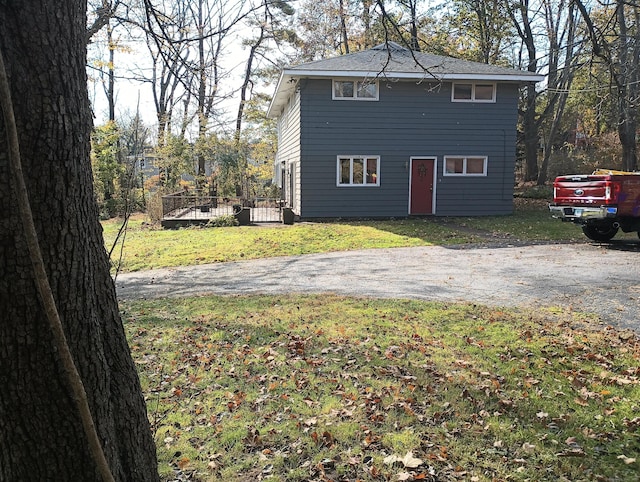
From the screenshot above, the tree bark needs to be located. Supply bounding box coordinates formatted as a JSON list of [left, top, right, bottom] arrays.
[[616, 1, 638, 171], [0, 2, 158, 480], [107, 22, 116, 122]]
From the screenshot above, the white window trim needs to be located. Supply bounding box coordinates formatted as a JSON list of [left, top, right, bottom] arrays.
[[451, 82, 496, 103], [332, 79, 379, 101], [443, 156, 488, 176], [336, 156, 381, 186]]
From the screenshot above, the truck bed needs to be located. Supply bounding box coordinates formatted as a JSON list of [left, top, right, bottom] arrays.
[[553, 172, 640, 217]]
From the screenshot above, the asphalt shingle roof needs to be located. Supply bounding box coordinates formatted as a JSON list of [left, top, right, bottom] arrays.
[[289, 42, 534, 78]]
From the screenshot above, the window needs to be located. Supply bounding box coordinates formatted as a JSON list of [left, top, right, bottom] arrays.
[[444, 156, 488, 176], [452, 83, 496, 102], [333, 80, 379, 100], [337, 156, 380, 186]]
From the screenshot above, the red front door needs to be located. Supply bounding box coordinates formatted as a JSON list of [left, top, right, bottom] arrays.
[[410, 158, 435, 215]]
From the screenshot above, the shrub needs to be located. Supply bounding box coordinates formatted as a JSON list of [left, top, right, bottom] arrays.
[[519, 185, 553, 199], [206, 215, 239, 227]]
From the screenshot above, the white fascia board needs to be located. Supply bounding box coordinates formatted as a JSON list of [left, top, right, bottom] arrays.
[[444, 73, 546, 82], [267, 72, 296, 118], [288, 69, 544, 83]]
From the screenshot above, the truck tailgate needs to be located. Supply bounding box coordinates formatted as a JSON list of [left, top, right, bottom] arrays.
[[554, 176, 608, 205]]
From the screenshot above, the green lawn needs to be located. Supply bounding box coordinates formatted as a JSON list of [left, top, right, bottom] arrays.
[[110, 199, 639, 480], [103, 199, 603, 273], [123, 295, 640, 481]]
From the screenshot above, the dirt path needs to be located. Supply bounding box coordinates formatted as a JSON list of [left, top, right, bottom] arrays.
[[115, 240, 640, 333]]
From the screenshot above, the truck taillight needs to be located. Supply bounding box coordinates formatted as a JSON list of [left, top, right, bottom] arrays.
[[605, 180, 621, 202]]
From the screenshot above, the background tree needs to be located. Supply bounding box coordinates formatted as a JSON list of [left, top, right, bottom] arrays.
[[575, 0, 640, 171], [92, 120, 125, 217], [92, 113, 149, 219], [395, 0, 423, 50], [243, 93, 279, 197], [297, 0, 347, 60], [441, 0, 513, 63], [536, 0, 582, 185], [0, 1, 158, 479], [142, 0, 250, 181], [87, 0, 132, 123], [233, 0, 295, 196], [506, 0, 542, 182], [141, 0, 194, 147]]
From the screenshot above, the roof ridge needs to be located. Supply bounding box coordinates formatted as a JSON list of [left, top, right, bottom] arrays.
[[371, 41, 410, 52]]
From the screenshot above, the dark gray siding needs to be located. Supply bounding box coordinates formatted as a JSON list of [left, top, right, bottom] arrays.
[[297, 79, 519, 218], [276, 91, 302, 210]]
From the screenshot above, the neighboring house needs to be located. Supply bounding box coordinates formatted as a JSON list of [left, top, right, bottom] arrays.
[[132, 146, 160, 182], [267, 42, 544, 218]]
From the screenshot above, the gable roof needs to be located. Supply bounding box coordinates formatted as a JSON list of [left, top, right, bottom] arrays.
[[267, 42, 544, 118]]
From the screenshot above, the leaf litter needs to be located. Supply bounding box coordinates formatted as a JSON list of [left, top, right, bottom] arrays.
[[122, 295, 640, 481]]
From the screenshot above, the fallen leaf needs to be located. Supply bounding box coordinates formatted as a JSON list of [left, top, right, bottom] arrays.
[[402, 451, 423, 468], [384, 454, 400, 465], [565, 436, 578, 446], [617, 455, 636, 465], [556, 448, 586, 457]]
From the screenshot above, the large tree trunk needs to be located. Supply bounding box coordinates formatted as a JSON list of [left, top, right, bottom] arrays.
[[616, 2, 639, 172], [618, 109, 638, 171], [575, 0, 639, 172], [107, 21, 116, 122], [508, 0, 539, 182], [0, 2, 158, 480]]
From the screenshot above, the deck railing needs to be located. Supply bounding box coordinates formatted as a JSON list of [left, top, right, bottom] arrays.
[[161, 191, 286, 224]]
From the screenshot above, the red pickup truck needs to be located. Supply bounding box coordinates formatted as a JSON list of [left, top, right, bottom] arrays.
[[549, 169, 640, 241]]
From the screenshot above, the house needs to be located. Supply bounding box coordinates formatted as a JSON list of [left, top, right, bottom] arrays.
[[132, 145, 160, 183], [267, 42, 544, 218]]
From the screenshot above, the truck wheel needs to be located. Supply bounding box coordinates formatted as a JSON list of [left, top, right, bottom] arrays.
[[582, 223, 618, 242]]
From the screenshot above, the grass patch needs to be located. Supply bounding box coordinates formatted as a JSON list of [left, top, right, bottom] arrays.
[[104, 199, 604, 273], [434, 199, 587, 242], [102, 216, 480, 273], [122, 295, 640, 481]]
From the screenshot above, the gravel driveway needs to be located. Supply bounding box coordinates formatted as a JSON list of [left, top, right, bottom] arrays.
[[115, 241, 640, 333]]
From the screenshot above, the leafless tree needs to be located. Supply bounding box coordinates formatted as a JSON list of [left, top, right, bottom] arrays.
[[574, 0, 639, 171], [507, 0, 541, 182], [537, 0, 582, 184]]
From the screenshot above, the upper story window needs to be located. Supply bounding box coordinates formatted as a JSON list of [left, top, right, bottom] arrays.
[[333, 80, 379, 101], [452, 83, 496, 102], [444, 156, 488, 176], [337, 156, 380, 186]]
